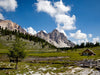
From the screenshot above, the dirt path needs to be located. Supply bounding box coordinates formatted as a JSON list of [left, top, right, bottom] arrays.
[[23, 56, 69, 62]]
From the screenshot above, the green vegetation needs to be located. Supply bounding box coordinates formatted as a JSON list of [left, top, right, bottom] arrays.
[[27, 47, 100, 60], [0, 46, 100, 61], [0, 27, 100, 74], [0, 27, 56, 50], [8, 37, 26, 69], [0, 61, 99, 75], [0, 62, 70, 74]]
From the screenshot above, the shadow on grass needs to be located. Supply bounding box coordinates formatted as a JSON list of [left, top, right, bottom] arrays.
[[0, 68, 14, 70]]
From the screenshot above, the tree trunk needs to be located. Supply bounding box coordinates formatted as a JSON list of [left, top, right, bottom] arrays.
[[15, 57, 18, 69]]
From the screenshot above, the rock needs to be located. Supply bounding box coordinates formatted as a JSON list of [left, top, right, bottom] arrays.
[[0, 19, 26, 33], [35, 29, 75, 48]]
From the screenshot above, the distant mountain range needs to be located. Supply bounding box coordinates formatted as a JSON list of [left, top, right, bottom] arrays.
[[0, 19, 75, 48], [35, 29, 75, 48]]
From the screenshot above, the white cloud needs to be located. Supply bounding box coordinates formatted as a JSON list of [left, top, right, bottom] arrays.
[[36, 0, 56, 17], [77, 38, 88, 44], [78, 40, 84, 44], [54, 0, 71, 14], [0, 13, 4, 20], [0, 0, 17, 12], [88, 34, 92, 38], [71, 38, 89, 45], [36, 0, 76, 35], [92, 37, 99, 44], [73, 41, 77, 44], [70, 30, 87, 39], [24, 27, 37, 35], [56, 14, 76, 30]]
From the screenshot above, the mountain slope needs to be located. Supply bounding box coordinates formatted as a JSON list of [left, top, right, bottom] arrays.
[[0, 19, 26, 33], [0, 20, 56, 50], [36, 29, 75, 48]]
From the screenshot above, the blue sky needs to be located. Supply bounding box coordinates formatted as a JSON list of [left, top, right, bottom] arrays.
[[0, 0, 100, 44]]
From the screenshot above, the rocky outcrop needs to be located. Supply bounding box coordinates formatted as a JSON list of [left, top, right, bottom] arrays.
[[0, 19, 26, 33], [36, 29, 75, 48]]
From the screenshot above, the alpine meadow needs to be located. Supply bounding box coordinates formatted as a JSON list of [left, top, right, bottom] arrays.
[[0, 0, 100, 75]]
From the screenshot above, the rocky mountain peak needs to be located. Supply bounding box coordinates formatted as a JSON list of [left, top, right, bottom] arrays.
[[36, 30, 48, 39], [38, 30, 47, 36], [0, 19, 26, 33], [50, 29, 59, 36], [36, 29, 75, 48], [39, 30, 47, 34], [52, 29, 59, 33]]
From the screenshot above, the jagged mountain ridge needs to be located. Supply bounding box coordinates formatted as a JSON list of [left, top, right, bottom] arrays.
[[0, 19, 26, 33], [36, 29, 75, 48], [0, 19, 56, 49], [0, 19, 75, 48]]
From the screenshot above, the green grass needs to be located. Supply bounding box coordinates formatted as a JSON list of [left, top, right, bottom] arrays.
[[0, 46, 100, 74], [0, 43, 8, 49], [0, 46, 100, 61], [27, 46, 100, 60], [0, 49, 8, 53]]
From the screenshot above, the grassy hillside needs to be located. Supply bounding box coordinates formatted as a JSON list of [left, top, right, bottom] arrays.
[[0, 28, 56, 50]]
